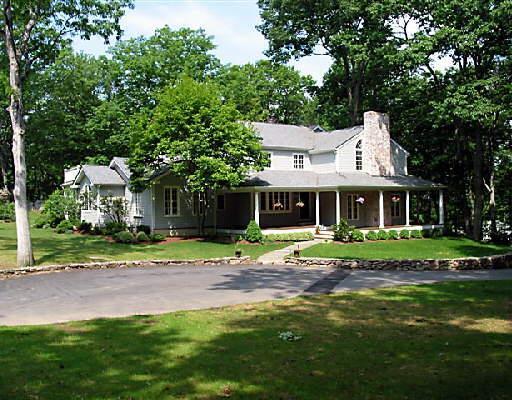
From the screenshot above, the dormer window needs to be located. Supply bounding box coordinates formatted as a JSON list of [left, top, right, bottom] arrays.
[[355, 140, 363, 170], [293, 154, 304, 169]]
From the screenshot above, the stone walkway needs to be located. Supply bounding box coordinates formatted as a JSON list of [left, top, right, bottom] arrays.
[[257, 239, 323, 264]]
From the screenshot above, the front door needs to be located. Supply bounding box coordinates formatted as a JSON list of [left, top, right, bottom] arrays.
[[299, 192, 310, 220]]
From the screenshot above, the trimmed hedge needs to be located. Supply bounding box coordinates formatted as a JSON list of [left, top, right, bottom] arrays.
[[400, 229, 410, 239], [114, 231, 135, 244], [351, 229, 365, 242], [388, 230, 399, 240], [264, 232, 314, 242], [365, 230, 378, 241], [149, 233, 166, 242], [377, 230, 389, 240], [136, 231, 149, 242], [411, 230, 423, 239]]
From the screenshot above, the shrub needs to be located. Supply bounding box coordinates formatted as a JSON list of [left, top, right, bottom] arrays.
[[351, 229, 365, 242], [78, 221, 93, 233], [400, 229, 410, 239], [91, 225, 103, 235], [423, 229, 433, 238], [136, 231, 149, 242], [365, 230, 378, 241], [105, 221, 127, 236], [98, 195, 128, 224], [264, 232, 314, 242], [114, 231, 135, 244], [377, 230, 388, 240], [136, 225, 151, 235], [432, 228, 443, 238], [410, 230, 423, 239], [33, 213, 50, 228], [55, 219, 74, 234], [0, 201, 14, 221], [245, 220, 263, 243], [149, 233, 165, 242], [42, 189, 80, 228], [388, 230, 399, 240], [333, 219, 353, 242]]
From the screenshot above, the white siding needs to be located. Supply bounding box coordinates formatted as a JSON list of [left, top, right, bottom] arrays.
[[335, 135, 361, 173], [390, 141, 408, 175], [266, 149, 311, 171], [311, 152, 336, 173]]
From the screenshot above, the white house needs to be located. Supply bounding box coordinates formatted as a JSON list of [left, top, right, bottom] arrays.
[[64, 111, 445, 236]]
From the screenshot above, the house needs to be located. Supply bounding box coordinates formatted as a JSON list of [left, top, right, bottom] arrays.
[[64, 111, 445, 236]]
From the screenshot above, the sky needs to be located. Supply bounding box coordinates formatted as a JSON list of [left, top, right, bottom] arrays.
[[73, 0, 333, 83]]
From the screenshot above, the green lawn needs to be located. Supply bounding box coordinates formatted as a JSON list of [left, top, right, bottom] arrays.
[[1, 280, 511, 399], [301, 237, 511, 260], [0, 219, 286, 268]]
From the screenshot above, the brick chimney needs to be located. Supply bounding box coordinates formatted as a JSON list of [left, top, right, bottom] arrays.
[[362, 111, 392, 175]]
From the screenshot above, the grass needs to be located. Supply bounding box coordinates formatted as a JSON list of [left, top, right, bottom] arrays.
[[301, 237, 511, 260], [0, 280, 511, 399], [0, 217, 287, 268]]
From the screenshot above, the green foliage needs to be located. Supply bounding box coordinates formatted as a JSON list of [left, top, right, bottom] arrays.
[[99, 195, 128, 224], [388, 230, 399, 240], [105, 222, 128, 236], [432, 228, 444, 238], [410, 230, 423, 239], [377, 230, 389, 240], [78, 221, 93, 234], [136, 225, 151, 235], [245, 220, 263, 243], [135, 231, 149, 242], [55, 220, 74, 234], [333, 219, 353, 242], [351, 229, 365, 242], [149, 233, 165, 243], [0, 202, 14, 222], [399, 230, 411, 240], [41, 189, 80, 228], [264, 232, 314, 242], [114, 231, 135, 244], [365, 231, 378, 241]]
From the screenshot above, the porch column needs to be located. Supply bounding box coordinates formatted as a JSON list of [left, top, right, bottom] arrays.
[[405, 190, 410, 226], [315, 191, 320, 226], [335, 189, 341, 224], [438, 190, 444, 225], [254, 191, 260, 225], [378, 190, 384, 228]]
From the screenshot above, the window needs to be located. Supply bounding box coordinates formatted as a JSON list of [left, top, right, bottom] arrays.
[[216, 194, 225, 210], [260, 192, 291, 213], [80, 185, 93, 210], [164, 187, 179, 216], [293, 153, 304, 169], [192, 193, 206, 216], [355, 140, 363, 170], [266, 152, 272, 168], [391, 195, 401, 218], [347, 194, 360, 220], [133, 192, 143, 216]]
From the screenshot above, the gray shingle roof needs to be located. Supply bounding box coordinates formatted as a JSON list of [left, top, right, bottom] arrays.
[[251, 122, 363, 152], [111, 157, 131, 180], [243, 170, 443, 189], [80, 165, 125, 186]]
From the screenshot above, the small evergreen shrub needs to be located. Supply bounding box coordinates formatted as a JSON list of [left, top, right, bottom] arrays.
[[410, 230, 423, 239], [55, 219, 74, 234], [264, 232, 314, 242], [105, 221, 127, 236], [245, 220, 263, 243], [351, 229, 365, 242], [149, 233, 165, 242], [432, 228, 443, 238], [136, 224, 151, 235], [0, 202, 14, 221], [136, 231, 149, 242], [78, 221, 92, 233], [423, 229, 433, 238], [388, 230, 399, 240], [377, 230, 389, 240], [365, 230, 378, 241], [114, 231, 135, 244], [399, 229, 410, 239], [333, 219, 353, 242]]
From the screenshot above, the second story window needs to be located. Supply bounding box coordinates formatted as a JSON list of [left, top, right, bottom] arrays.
[[355, 140, 363, 170], [293, 154, 304, 169]]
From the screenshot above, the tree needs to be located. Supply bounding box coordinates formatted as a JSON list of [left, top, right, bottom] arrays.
[[217, 60, 316, 125], [130, 78, 267, 234], [1, 0, 132, 267]]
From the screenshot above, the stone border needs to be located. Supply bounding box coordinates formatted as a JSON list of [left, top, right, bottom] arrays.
[[285, 253, 512, 270], [0, 256, 252, 280]]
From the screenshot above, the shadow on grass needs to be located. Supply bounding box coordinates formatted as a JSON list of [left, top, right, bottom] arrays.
[[1, 280, 511, 399]]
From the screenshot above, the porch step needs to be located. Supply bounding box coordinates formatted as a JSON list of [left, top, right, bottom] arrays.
[[314, 232, 334, 240]]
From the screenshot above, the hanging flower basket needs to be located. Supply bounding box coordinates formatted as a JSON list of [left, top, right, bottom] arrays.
[[296, 200, 305, 208], [355, 196, 365, 205], [272, 202, 283, 210], [391, 194, 401, 203]]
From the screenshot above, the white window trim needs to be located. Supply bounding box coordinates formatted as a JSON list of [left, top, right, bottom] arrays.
[[133, 192, 143, 217], [192, 192, 206, 216], [266, 151, 273, 169], [347, 193, 360, 221], [260, 192, 293, 214], [164, 186, 180, 217], [293, 153, 305, 170], [355, 140, 363, 171]]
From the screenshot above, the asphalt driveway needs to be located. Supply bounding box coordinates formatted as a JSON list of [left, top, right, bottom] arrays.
[[1, 265, 511, 326]]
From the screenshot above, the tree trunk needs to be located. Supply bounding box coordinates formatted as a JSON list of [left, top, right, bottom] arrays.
[[4, 10, 35, 267], [472, 130, 484, 241]]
